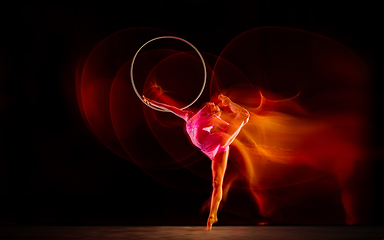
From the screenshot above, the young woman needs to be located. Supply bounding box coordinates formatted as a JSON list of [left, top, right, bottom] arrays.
[[143, 94, 250, 230]]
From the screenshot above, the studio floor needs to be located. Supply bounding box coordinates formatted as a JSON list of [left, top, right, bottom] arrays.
[[0, 226, 383, 240]]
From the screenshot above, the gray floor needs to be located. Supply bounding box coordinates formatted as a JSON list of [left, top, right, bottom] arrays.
[[0, 226, 383, 240]]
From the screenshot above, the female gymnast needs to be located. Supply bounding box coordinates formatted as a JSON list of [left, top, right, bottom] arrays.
[[143, 94, 250, 230]]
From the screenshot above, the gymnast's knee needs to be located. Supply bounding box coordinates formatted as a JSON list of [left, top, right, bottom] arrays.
[[212, 179, 223, 189], [239, 109, 250, 123], [233, 109, 249, 124]]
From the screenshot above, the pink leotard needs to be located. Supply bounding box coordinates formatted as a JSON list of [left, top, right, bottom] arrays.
[[185, 110, 229, 160]]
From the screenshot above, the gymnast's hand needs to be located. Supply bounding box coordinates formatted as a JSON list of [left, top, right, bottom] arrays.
[[142, 95, 151, 105], [218, 94, 230, 107]]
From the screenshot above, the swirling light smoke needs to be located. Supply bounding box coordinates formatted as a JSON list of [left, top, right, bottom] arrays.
[[76, 27, 372, 224]]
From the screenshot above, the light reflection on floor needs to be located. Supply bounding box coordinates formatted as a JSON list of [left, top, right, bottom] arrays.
[[0, 226, 383, 240]]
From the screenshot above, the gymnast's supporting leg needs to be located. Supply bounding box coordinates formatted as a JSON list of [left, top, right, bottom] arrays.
[[205, 123, 248, 230], [199, 169, 238, 217], [205, 150, 229, 231]]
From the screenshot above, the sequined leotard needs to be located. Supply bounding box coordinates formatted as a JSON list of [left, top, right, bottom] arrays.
[[185, 109, 229, 160]]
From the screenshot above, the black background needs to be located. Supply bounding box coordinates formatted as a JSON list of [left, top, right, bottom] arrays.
[[0, 1, 383, 226]]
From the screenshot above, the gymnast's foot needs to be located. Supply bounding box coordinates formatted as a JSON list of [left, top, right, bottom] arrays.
[[204, 215, 218, 231]]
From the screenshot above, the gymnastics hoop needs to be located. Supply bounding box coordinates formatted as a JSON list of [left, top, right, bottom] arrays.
[[130, 36, 207, 112]]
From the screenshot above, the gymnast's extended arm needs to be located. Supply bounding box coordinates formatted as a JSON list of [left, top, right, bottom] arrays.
[[142, 95, 192, 121]]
